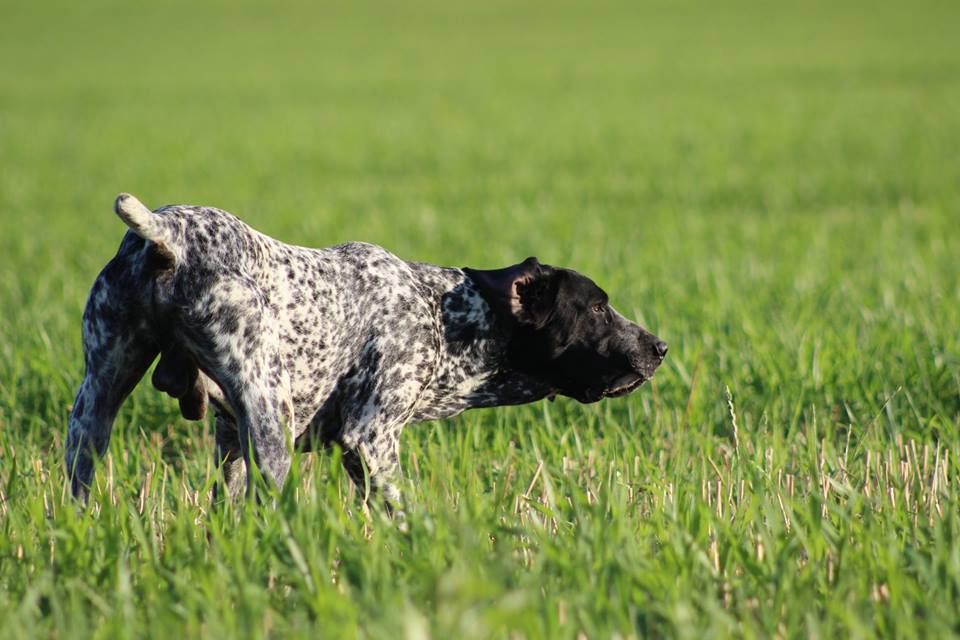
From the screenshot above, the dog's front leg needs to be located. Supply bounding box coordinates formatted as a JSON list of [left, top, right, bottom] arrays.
[[333, 328, 434, 522], [341, 429, 405, 518]]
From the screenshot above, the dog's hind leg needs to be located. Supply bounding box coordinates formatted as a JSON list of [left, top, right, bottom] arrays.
[[183, 274, 296, 496], [220, 344, 295, 496], [66, 261, 158, 502], [211, 412, 247, 502]]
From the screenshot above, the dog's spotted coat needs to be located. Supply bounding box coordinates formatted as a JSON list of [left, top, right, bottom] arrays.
[[67, 194, 666, 510]]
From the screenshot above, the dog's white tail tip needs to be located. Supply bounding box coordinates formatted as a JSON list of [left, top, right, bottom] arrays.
[[113, 192, 169, 246], [114, 192, 149, 219]]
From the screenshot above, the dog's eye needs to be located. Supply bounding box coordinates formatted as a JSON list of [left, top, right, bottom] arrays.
[[591, 303, 605, 314]]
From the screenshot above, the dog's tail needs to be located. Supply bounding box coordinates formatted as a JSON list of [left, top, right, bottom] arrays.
[[114, 193, 175, 246]]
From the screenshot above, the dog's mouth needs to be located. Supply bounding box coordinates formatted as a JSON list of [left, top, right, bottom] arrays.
[[602, 372, 646, 398]]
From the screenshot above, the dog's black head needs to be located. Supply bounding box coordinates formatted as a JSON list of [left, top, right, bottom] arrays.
[[464, 257, 667, 403]]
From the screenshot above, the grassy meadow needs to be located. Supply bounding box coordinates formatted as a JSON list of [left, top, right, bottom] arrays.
[[1, 0, 959, 637]]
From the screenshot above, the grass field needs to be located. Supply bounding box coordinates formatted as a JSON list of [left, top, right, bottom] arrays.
[[2, 0, 960, 637]]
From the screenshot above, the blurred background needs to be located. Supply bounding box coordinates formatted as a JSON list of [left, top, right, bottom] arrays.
[[2, 0, 957, 433]]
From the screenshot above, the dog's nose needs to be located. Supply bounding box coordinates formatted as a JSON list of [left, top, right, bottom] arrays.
[[652, 340, 668, 360]]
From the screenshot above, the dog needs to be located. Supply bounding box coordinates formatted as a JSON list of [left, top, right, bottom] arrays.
[[66, 194, 667, 509]]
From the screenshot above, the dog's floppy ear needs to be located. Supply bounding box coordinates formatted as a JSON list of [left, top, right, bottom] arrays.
[[464, 257, 560, 328]]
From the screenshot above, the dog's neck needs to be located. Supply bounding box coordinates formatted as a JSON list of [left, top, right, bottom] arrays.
[[405, 265, 556, 422]]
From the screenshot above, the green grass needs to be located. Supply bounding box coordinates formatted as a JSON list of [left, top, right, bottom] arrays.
[[2, 0, 960, 637]]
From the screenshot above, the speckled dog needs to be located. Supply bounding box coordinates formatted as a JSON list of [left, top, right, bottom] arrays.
[[66, 194, 667, 509]]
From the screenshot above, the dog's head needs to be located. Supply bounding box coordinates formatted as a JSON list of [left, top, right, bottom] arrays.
[[465, 257, 667, 403]]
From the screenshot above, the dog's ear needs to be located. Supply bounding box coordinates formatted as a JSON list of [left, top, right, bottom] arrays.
[[464, 257, 561, 328]]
